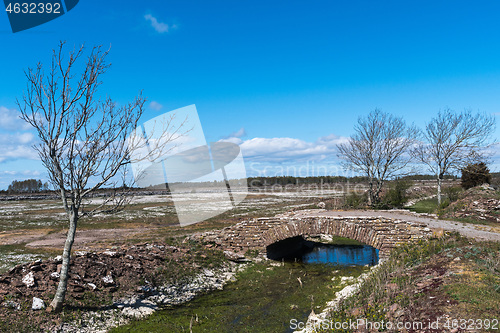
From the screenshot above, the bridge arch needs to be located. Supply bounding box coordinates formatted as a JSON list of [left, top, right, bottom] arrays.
[[260, 217, 381, 252], [192, 215, 432, 259]]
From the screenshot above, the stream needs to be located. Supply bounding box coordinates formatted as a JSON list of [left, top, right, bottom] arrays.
[[111, 238, 379, 333]]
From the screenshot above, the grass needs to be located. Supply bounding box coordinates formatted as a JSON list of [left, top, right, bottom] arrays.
[[442, 241, 500, 319], [110, 261, 369, 333], [452, 216, 498, 227], [408, 198, 439, 214], [326, 236, 365, 246], [316, 233, 500, 332]]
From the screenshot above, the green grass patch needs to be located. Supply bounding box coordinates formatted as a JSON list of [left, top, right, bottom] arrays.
[[327, 236, 365, 246], [408, 198, 438, 214], [110, 262, 368, 333], [451, 217, 497, 227], [445, 280, 500, 316]]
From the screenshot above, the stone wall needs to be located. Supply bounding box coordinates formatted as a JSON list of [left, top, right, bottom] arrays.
[[191, 215, 433, 259]]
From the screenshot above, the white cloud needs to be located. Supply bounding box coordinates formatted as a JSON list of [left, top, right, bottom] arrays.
[[0, 133, 39, 163], [144, 14, 174, 34], [220, 134, 348, 163], [0, 106, 42, 164], [0, 170, 41, 176], [24, 170, 41, 176], [221, 137, 243, 145], [17, 132, 35, 144], [0, 106, 31, 130], [149, 101, 163, 111]]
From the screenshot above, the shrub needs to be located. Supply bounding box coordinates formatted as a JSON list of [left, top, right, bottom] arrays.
[[344, 192, 367, 208], [461, 162, 491, 189], [444, 186, 462, 202], [383, 179, 412, 208]]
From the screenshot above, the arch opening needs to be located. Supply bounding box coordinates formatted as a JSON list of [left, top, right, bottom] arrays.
[[265, 234, 379, 266]]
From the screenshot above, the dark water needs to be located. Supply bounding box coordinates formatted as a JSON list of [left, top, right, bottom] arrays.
[[299, 243, 379, 266], [267, 236, 379, 266]]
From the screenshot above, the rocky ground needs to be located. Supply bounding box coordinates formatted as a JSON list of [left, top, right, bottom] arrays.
[[307, 233, 500, 333], [441, 184, 500, 224], [0, 186, 498, 332], [0, 241, 242, 332], [375, 238, 499, 332]]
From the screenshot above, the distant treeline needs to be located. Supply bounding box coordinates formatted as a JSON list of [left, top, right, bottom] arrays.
[[246, 175, 462, 187], [2, 173, 493, 194], [1, 179, 50, 194], [246, 176, 370, 186], [399, 174, 458, 181]]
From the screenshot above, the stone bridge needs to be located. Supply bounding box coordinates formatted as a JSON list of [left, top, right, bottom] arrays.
[[192, 214, 434, 259]]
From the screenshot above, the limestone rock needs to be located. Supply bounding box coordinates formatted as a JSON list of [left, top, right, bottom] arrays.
[[22, 271, 35, 288], [119, 299, 159, 318], [3, 300, 20, 310], [223, 250, 248, 262], [32, 297, 45, 310], [103, 250, 118, 257], [102, 274, 114, 286]]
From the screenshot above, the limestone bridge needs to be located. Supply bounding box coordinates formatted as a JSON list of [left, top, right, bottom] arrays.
[[192, 213, 434, 259]]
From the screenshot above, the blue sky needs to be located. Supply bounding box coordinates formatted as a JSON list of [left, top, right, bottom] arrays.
[[1, 1, 500, 188]]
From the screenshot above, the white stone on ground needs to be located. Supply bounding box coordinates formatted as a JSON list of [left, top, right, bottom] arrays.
[[102, 274, 114, 285], [22, 271, 35, 287], [32, 297, 45, 310]]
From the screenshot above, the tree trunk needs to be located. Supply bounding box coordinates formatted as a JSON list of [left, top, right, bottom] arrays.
[[50, 207, 78, 312], [437, 176, 442, 206], [374, 179, 384, 205], [367, 179, 374, 206]]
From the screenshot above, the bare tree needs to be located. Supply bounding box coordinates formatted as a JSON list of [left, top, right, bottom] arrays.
[[413, 109, 495, 205], [17, 42, 180, 312], [337, 109, 418, 205]]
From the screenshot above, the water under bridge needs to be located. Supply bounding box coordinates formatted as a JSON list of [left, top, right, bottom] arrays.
[[191, 211, 434, 259]]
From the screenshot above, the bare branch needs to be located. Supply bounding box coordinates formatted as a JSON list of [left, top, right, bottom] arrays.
[[337, 109, 418, 205], [411, 108, 496, 204], [16, 42, 183, 312]]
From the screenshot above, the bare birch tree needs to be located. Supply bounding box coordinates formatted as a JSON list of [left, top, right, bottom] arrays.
[[17, 42, 181, 312], [412, 109, 495, 205], [337, 109, 418, 205]]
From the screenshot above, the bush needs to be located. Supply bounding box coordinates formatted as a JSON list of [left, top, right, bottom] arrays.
[[461, 162, 491, 189], [444, 186, 462, 202], [383, 179, 412, 208], [439, 198, 451, 210], [344, 192, 367, 208]]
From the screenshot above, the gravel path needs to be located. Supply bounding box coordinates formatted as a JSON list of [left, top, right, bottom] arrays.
[[297, 209, 500, 241]]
